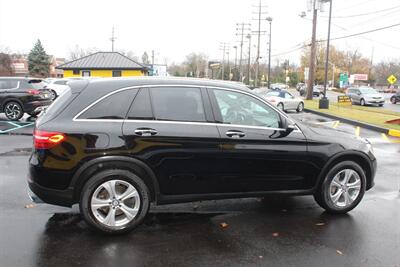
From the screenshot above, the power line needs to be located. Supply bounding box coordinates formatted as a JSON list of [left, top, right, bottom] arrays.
[[319, 22, 400, 42], [321, 5, 400, 18]]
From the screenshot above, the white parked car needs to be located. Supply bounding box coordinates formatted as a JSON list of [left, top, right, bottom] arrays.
[[44, 78, 71, 99], [263, 90, 304, 112]]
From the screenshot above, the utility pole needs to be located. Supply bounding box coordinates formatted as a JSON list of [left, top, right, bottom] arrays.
[[266, 17, 272, 89], [307, 0, 318, 100], [252, 0, 268, 88], [233, 45, 238, 69], [219, 42, 229, 80], [151, 50, 155, 65], [320, 0, 332, 109], [227, 50, 231, 80], [236, 23, 251, 82], [246, 34, 252, 85], [110, 26, 117, 52]]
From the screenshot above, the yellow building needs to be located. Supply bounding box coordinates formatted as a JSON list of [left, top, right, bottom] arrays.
[[56, 52, 148, 78]]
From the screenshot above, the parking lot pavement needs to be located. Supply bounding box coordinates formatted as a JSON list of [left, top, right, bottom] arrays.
[[0, 113, 399, 267], [0, 114, 35, 135]]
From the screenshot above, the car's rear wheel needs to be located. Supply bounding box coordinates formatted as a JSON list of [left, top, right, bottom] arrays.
[[80, 169, 150, 234], [296, 102, 304, 112], [277, 103, 284, 111], [391, 96, 397, 104], [314, 161, 366, 214], [360, 98, 365, 106], [4, 101, 24, 121]]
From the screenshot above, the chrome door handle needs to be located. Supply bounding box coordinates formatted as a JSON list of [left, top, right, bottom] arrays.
[[134, 128, 157, 136], [226, 130, 245, 138]]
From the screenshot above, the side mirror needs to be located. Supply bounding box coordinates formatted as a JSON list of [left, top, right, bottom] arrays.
[[280, 116, 295, 134]]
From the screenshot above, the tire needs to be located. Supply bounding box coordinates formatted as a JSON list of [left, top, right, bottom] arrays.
[[390, 96, 397, 104], [80, 169, 150, 234], [277, 103, 284, 111], [360, 99, 365, 106], [50, 90, 57, 100], [4, 101, 24, 121], [314, 161, 366, 214], [296, 102, 304, 113]]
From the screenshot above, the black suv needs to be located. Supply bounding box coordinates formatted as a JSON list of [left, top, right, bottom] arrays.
[[28, 78, 377, 234], [0, 77, 52, 120]]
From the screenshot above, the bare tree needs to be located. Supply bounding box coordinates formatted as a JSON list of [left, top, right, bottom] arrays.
[[183, 53, 208, 78], [0, 53, 14, 76], [67, 45, 98, 61]]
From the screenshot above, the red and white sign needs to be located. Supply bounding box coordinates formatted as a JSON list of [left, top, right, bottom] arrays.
[[352, 74, 368, 81]]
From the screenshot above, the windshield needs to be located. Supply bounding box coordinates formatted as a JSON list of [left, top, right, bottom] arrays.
[[359, 87, 378, 94]]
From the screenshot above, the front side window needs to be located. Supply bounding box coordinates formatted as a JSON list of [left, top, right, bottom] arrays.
[[78, 89, 138, 120], [212, 89, 281, 128], [150, 87, 206, 122]]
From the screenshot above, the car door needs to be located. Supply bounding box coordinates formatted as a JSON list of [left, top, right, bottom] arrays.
[[122, 86, 222, 196], [284, 91, 296, 109], [208, 88, 313, 193]]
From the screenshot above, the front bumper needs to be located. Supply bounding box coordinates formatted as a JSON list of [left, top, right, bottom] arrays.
[[365, 99, 385, 105]]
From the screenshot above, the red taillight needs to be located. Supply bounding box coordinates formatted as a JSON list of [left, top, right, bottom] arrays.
[[26, 89, 40, 95], [34, 130, 66, 149]]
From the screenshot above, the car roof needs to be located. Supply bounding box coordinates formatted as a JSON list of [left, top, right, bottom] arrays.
[[0, 77, 43, 81], [70, 76, 252, 94]]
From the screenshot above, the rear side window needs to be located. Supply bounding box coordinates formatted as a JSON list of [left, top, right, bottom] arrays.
[[78, 89, 138, 120], [150, 87, 206, 122], [28, 79, 47, 89], [0, 80, 18, 89], [127, 88, 153, 120]]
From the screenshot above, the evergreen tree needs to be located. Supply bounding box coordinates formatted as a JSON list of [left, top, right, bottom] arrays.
[[28, 39, 50, 77]]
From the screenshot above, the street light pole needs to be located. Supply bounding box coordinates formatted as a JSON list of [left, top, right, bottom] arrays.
[[266, 17, 272, 89], [246, 34, 252, 85], [320, 0, 332, 109]]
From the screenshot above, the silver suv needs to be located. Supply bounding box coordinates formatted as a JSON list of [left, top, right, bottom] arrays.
[[347, 87, 384, 106]]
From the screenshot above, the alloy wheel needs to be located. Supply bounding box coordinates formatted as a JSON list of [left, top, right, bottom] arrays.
[[329, 169, 361, 208], [91, 179, 141, 227], [391, 97, 396, 104], [5, 103, 22, 120]]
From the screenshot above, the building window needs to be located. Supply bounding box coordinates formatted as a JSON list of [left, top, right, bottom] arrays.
[[112, 70, 122, 77], [72, 69, 80, 75], [82, 70, 91, 77]]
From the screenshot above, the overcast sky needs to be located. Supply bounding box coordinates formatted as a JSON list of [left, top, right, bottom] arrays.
[[0, 0, 399, 66]]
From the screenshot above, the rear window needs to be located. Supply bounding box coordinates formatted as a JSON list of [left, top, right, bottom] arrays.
[[28, 79, 47, 89], [151, 87, 206, 122], [78, 89, 138, 120], [0, 80, 18, 89]]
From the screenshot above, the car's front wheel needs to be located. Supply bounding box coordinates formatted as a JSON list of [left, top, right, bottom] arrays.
[[4, 101, 24, 121], [360, 98, 365, 106], [80, 169, 150, 234], [391, 96, 397, 104], [296, 102, 304, 112], [314, 161, 366, 214], [50, 90, 57, 100]]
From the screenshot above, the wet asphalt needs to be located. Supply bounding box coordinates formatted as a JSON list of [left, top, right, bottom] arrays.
[[0, 113, 399, 267]]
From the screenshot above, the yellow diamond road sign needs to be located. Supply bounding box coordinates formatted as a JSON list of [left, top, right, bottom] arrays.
[[387, 74, 397, 84]]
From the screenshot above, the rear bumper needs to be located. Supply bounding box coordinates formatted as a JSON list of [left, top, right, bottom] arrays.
[[28, 180, 74, 207], [24, 100, 52, 113]]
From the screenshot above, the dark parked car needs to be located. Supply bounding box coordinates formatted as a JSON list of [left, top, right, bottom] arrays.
[[299, 85, 321, 97], [0, 77, 52, 120], [390, 91, 400, 104], [28, 78, 377, 234]]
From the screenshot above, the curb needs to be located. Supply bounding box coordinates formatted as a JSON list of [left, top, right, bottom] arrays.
[[304, 108, 399, 136]]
